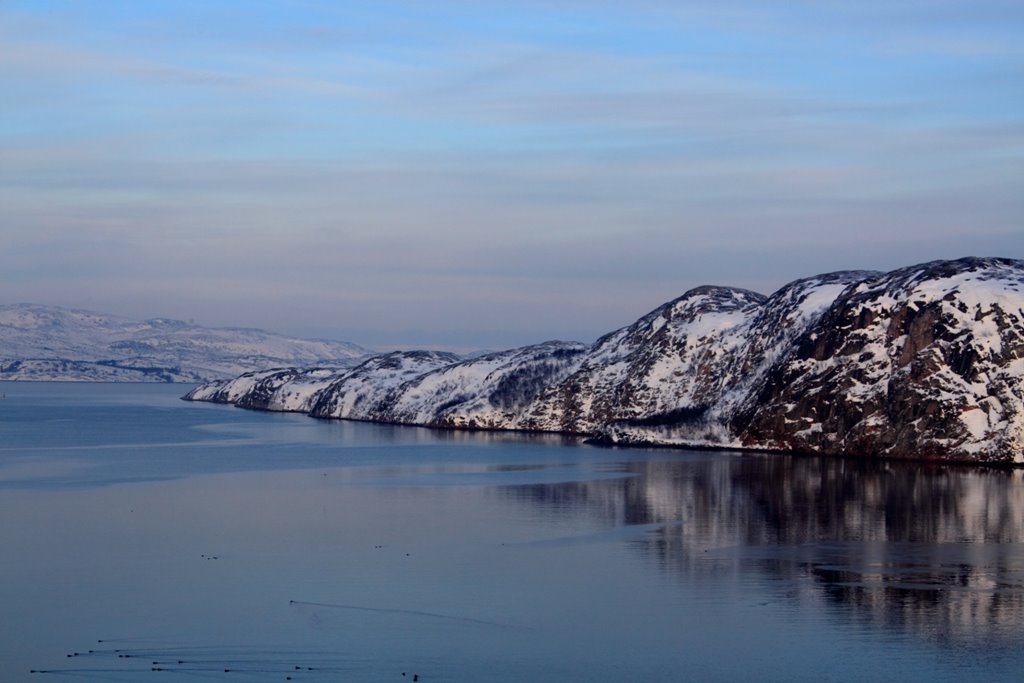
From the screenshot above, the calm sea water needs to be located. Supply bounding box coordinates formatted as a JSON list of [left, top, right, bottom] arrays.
[[1, 382, 1022, 682]]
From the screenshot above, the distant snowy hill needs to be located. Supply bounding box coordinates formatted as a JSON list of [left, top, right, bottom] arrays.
[[0, 304, 371, 382], [186, 257, 1024, 464]]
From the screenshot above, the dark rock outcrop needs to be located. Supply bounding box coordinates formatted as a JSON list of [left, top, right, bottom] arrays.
[[735, 258, 1024, 460]]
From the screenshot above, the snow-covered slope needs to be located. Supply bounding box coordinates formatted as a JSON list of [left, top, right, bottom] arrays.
[[0, 304, 370, 382], [734, 259, 1024, 460], [353, 341, 590, 428], [184, 258, 1024, 463], [190, 351, 464, 416]]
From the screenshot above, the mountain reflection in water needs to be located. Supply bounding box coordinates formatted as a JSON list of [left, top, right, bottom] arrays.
[[500, 454, 1024, 646]]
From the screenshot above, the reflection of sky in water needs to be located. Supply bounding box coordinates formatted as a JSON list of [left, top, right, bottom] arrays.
[[1, 383, 1022, 681]]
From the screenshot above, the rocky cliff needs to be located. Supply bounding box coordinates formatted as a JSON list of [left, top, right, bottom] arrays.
[[184, 258, 1024, 463]]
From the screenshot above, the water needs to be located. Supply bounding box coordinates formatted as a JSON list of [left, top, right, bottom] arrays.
[[1, 382, 1022, 681]]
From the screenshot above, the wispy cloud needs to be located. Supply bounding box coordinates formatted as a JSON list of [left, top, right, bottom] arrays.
[[1, 0, 1021, 346]]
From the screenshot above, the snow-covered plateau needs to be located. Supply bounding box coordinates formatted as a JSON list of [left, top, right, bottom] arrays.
[[0, 304, 371, 383], [186, 257, 1024, 464]]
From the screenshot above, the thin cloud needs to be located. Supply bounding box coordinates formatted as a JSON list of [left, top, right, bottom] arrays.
[[1, 0, 1021, 347]]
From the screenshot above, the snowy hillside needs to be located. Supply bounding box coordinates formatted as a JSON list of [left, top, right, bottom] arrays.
[[0, 304, 371, 382], [185, 258, 1024, 463]]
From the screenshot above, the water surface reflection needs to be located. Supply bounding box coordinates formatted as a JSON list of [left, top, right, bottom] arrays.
[[501, 454, 1024, 646], [3, 383, 1022, 681]]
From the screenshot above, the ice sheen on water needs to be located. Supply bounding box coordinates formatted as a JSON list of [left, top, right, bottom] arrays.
[[1, 382, 1023, 682]]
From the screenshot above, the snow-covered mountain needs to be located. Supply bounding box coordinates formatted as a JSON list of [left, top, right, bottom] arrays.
[[185, 258, 1024, 463], [0, 304, 371, 382]]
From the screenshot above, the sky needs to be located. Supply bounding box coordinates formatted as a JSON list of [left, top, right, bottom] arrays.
[[2, 0, 1022, 350]]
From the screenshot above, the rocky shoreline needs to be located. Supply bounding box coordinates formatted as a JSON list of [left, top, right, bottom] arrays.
[[185, 257, 1024, 464]]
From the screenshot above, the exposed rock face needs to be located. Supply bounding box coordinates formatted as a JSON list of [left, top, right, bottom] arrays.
[[184, 258, 1024, 464], [735, 259, 1024, 461]]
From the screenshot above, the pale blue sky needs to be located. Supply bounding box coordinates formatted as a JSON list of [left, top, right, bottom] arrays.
[[2, 0, 1022, 348]]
